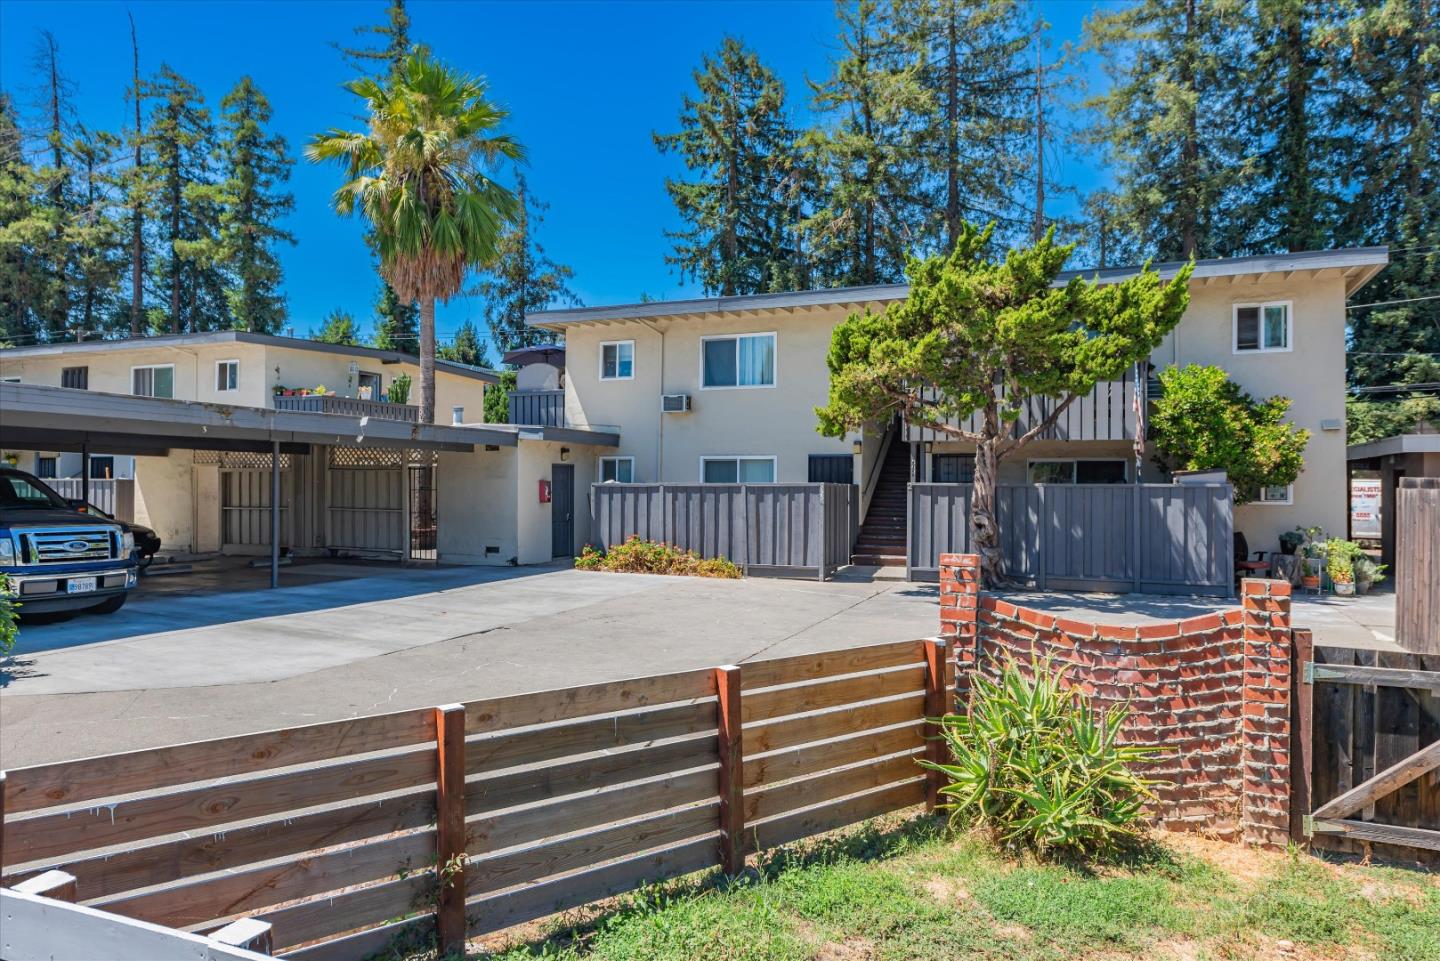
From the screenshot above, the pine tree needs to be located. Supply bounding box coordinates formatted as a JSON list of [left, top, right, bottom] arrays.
[[144, 65, 224, 333], [438, 319, 491, 368], [0, 92, 48, 344], [29, 30, 77, 340], [312, 308, 362, 345], [803, 0, 932, 286], [1082, 0, 1249, 260], [123, 12, 148, 335], [473, 172, 578, 353], [336, 0, 421, 79], [654, 37, 801, 295], [901, 0, 1033, 250], [1325, 0, 1440, 432], [207, 77, 295, 333], [372, 283, 419, 351], [66, 126, 127, 336]]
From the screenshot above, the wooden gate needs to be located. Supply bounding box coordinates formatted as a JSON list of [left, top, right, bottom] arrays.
[[220, 467, 292, 553], [1300, 645, 1440, 859]]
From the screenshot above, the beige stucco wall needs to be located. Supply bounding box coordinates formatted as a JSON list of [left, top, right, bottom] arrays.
[[562, 310, 857, 484], [132, 450, 196, 552]]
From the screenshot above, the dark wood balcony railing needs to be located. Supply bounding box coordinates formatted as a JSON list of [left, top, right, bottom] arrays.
[[272, 394, 420, 423], [902, 379, 1138, 443], [508, 389, 566, 426]]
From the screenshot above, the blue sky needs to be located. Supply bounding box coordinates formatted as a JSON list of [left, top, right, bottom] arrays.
[[0, 0, 1113, 353]]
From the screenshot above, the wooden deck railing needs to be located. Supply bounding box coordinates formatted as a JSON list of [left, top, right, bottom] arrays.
[[0, 638, 950, 959]]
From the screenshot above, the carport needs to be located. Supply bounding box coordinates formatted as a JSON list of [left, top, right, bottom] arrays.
[[0, 383, 520, 587]]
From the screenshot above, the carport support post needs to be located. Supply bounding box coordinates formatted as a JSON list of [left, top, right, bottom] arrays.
[[269, 440, 280, 589]]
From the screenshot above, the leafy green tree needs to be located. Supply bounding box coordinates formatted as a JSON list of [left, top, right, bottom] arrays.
[[371, 282, 418, 351], [438, 319, 491, 367], [803, 0, 932, 286], [207, 77, 295, 333], [1150, 364, 1310, 503], [312, 308, 362, 345], [472, 171, 576, 353], [654, 37, 801, 295], [145, 65, 224, 332], [817, 223, 1191, 584], [484, 369, 517, 423], [309, 52, 523, 423], [1345, 394, 1439, 446], [1082, 0, 1248, 259]]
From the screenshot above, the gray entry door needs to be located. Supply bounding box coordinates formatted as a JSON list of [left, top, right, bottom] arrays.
[[551, 464, 575, 558]]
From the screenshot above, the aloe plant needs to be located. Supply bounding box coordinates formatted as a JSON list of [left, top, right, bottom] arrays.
[[920, 655, 1164, 857]]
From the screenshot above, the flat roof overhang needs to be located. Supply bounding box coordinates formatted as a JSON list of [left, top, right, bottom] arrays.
[[0, 383, 520, 455], [1347, 432, 1440, 461]]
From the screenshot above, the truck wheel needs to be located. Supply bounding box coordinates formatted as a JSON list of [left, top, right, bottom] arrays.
[[90, 594, 128, 615]]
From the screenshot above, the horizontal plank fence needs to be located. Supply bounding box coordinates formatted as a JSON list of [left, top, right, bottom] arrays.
[[1, 638, 948, 958], [1303, 645, 1440, 862], [590, 482, 857, 580], [908, 482, 1234, 595]]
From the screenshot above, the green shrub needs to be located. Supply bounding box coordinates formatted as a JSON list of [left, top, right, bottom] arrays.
[[575, 536, 742, 578], [388, 371, 412, 405], [0, 574, 17, 655], [921, 656, 1163, 857]]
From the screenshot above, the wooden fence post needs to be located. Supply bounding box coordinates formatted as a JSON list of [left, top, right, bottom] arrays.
[[434, 704, 467, 956], [714, 665, 745, 874], [923, 639, 951, 812], [1291, 627, 1314, 843]]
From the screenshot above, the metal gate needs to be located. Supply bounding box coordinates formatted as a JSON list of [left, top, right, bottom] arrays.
[[221, 468, 291, 551], [408, 464, 437, 563]]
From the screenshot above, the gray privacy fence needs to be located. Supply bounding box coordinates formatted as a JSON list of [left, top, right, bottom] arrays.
[[590, 483, 857, 580], [908, 482, 1234, 595], [47, 478, 135, 522]]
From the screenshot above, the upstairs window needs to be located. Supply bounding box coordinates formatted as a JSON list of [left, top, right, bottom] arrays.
[[701, 333, 775, 388], [600, 341, 634, 380], [61, 366, 88, 389], [1234, 301, 1291, 353], [599, 456, 634, 483], [132, 364, 174, 398], [216, 359, 239, 392]]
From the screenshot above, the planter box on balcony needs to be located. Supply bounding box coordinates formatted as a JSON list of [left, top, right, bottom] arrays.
[[272, 394, 420, 423]]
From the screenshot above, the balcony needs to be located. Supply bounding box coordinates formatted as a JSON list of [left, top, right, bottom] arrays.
[[508, 389, 566, 427], [272, 393, 420, 423], [903, 379, 1138, 443]]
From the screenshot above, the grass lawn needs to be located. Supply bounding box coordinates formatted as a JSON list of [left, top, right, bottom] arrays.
[[464, 815, 1439, 961]]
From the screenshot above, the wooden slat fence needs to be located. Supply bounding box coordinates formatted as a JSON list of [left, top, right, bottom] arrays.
[[590, 482, 857, 580], [47, 477, 136, 522], [1303, 645, 1440, 861], [902, 379, 1137, 444], [1396, 478, 1439, 654], [1, 638, 949, 958], [907, 482, 1233, 595]]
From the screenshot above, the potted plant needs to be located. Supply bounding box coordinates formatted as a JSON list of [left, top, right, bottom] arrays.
[[1329, 556, 1355, 596], [1297, 526, 1327, 589], [273, 384, 287, 396], [389, 372, 412, 406], [1300, 558, 1321, 591], [314, 385, 329, 395], [1354, 555, 1387, 595], [1279, 528, 1305, 556]]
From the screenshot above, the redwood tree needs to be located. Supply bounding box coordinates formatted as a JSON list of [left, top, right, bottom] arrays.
[[816, 223, 1191, 585]]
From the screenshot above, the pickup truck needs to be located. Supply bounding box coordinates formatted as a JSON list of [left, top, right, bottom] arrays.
[[1, 467, 138, 615]]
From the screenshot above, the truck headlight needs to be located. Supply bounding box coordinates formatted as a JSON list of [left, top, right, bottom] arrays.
[[0, 538, 12, 564], [121, 532, 136, 555]]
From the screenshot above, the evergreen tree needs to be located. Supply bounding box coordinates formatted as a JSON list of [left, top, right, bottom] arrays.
[[313, 308, 362, 345], [654, 37, 801, 295], [336, 0, 421, 79], [472, 172, 578, 353], [372, 283, 418, 351], [1324, 0, 1440, 425], [901, 0, 1033, 250], [438, 319, 491, 367], [803, 0, 931, 286], [66, 126, 127, 336], [0, 92, 48, 344], [144, 65, 224, 332], [1082, 0, 1249, 259], [207, 77, 295, 333], [29, 30, 77, 339], [124, 12, 147, 334]]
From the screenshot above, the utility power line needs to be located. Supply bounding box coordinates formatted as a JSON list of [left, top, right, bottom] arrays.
[[1347, 293, 1440, 310]]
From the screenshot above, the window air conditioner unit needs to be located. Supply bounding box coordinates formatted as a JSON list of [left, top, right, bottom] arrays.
[[660, 393, 692, 414]]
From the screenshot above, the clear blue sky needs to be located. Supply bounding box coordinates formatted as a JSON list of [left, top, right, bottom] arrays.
[[0, 0, 1112, 353]]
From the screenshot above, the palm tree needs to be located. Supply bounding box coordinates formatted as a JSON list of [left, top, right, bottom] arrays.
[[308, 52, 523, 423]]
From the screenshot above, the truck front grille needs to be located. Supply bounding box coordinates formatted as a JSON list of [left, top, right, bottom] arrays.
[[17, 529, 117, 564]]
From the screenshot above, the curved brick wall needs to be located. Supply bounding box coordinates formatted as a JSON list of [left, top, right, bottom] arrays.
[[938, 553, 1294, 848]]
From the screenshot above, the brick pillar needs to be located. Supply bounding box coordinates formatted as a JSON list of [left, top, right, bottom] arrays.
[[939, 553, 980, 708], [1239, 578, 1293, 849]]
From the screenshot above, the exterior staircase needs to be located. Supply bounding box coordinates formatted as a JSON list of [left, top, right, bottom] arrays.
[[851, 440, 910, 567]]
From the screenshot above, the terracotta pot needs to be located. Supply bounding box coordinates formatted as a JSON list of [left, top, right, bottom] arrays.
[[1301, 575, 1320, 590]]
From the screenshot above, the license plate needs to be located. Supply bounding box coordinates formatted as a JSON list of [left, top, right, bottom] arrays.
[[67, 577, 97, 594]]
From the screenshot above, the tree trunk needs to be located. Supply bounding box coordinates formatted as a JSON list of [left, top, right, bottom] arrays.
[[419, 296, 436, 424], [969, 436, 1004, 587], [944, 3, 959, 250], [129, 14, 143, 336], [1178, 0, 1199, 258]]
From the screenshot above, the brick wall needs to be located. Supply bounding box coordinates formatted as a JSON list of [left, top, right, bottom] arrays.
[[938, 553, 1294, 848]]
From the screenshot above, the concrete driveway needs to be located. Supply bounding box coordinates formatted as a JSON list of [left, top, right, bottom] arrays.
[[0, 561, 940, 768]]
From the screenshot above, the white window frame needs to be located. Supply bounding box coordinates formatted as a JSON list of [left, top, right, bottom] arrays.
[[1256, 484, 1294, 505], [699, 331, 777, 390], [1232, 300, 1293, 354], [598, 456, 635, 483], [131, 363, 176, 398], [699, 455, 778, 484], [215, 359, 239, 392], [598, 340, 635, 381], [0, 376, 19, 384], [1026, 458, 1129, 485]]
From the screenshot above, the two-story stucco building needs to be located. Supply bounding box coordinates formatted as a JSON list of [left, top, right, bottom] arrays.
[[528, 247, 1389, 561]]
